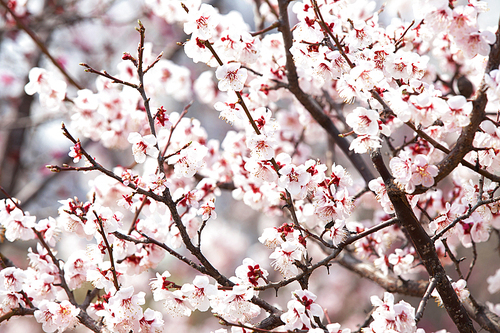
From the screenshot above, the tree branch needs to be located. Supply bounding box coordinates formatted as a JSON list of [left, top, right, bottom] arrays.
[[370, 149, 476, 333], [276, 0, 374, 184]]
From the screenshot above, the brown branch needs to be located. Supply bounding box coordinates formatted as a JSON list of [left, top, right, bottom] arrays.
[[251, 20, 280, 36], [0, 0, 82, 90], [113, 231, 208, 274], [370, 149, 476, 333], [255, 218, 398, 291], [336, 251, 428, 298], [370, 93, 500, 187], [432, 18, 500, 186], [80, 63, 138, 89], [94, 212, 120, 291], [276, 0, 374, 184], [464, 296, 500, 333], [0, 307, 36, 324], [415, 277, 437, 323]]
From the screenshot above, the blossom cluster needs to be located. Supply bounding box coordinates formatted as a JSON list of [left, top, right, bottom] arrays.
[[1, 0, 500, 332]]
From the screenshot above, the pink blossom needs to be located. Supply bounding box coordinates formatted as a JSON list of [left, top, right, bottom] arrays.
[[325, 220, 348, 246], [167, 142, 208, 178], [346, 107, 381, 136], [34, 300, 80, 333], [389, 150, 413, 184], [442, 95, 472, 130], [214, 100, 244, 124], [184, 37, 216, 65], [155, 106, 173, 128], [68, 141, 83, 163], [34, 217, 58, 247], [184, 3, 219, 39], [127, 132, 159, 164], [388, 249, 414, 276], [24, 67, 67, 111], [144, 172, 171, 195], [73, 88, 99, 110], [368, 177, 394, 214], [458, 30, 496, 59], [349, 134, 382, 154], [238, 33, 261, 64], [408, 154, 438, 192], [97, 286, 145, 332], [487, 269, 500, 294], [281, 289, 323, 330], [215, 62, 248, 92], [150, 270, 173, 301], [3, 210, 36, 242], [163, 290, 194, 317], [235, 258, 269, 287], [197, 199, 217, 220], [246, 133, 276, 160], [269, 241, 303, 278], [0, 267, 27, 292], [64, 250, 94, 290], [84, 204, 123, 237], [244, 158, 278, 182], [139, 308, 164, 333], [218, 283, 260, 322], [181, 275, 217, 311]]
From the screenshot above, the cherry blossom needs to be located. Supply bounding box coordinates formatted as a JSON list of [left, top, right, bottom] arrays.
[[181, 275, 217, 311], [127, 132, 160, 164], [144, 172, 171, 195], [487, 269, 500, 294], [64, 250, 94, 290], [367, 292, 417, 333], [368, 177, 394, 214], [96, 286, 145, 332], [197, 199, 217, 220], [388, 249, 415, 276], [167, 142, 208, 178], [269, 241, 303, 278], [215, 63, 248, 92], [2, 209, 36, 242], [68, 141, 83, 163], [184, 3, 220, 40], [4, 1, 500, 332], [34, 300, 80, 333], [234, 258, 269, 287], [0, 267, 27, 292], [349, 134, 382, 154], [281, 289, 324, 330], [213, 282, 261, 322], [34, 217, 58, 247], [24, 67, 67, 111], [408, 154, 438, 193], [346, 107, 381, 136], [244, 158, 278, 182], [162, 290, 194, 317], [276, 153, 311, 198], [214, 100, 244, 124], [150, 270, 174, 302], [139, 308, 165, 333], [83, 204, 123, 237], [246, 133, 276, 160], [432, 278, 470, 306]]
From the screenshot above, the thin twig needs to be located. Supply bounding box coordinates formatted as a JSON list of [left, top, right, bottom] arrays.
[[442, 238, 465, 280], [251, 20, 281, 36], [95, 212, 120, 291], [466, 241, 477, 282], [415, 277, 438, 323], [0, 0, 83, 89]]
